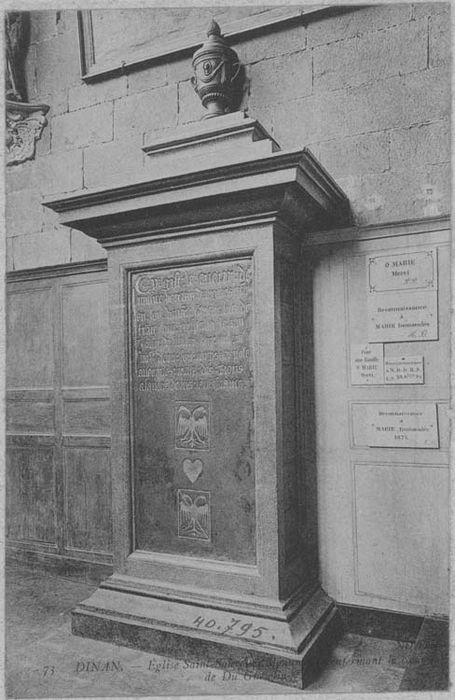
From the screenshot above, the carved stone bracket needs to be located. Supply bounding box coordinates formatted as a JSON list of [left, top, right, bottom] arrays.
[[6, 99, 50, 166]]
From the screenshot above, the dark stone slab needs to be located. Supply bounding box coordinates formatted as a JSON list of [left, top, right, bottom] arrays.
[[337, 604, 423, 643], [399, 617, 449, 691]]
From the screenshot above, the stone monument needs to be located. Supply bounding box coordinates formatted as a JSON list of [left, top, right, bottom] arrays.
[[44, 21, 351, 688]]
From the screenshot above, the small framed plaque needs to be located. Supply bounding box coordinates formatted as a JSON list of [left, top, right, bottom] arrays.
[[351, 343, 384, 385], [368, 290, 438, 343], [367, 403, 439, 449], [384, 356, 424, 385], [368, 249, 437, 293]]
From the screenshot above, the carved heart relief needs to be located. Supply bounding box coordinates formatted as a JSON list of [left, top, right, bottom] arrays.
[[183, 458, 203, 484]]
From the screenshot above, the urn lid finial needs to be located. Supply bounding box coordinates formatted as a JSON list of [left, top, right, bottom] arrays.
[[207, 19, 221, 37]]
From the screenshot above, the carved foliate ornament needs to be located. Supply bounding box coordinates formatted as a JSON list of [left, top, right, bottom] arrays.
[[191, 20, 244, 118], [6, 100, 50, 166]]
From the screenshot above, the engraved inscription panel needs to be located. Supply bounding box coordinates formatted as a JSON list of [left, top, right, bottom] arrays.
[[131, 259, 255, 563], [133, 263, 252, 393], [367, 403, 439, 448]]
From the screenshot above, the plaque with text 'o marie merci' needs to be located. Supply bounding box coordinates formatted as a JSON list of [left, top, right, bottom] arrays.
[[367, 249, 438, 293], [367, 403, 439, 449], [129, 259, 256, 565]]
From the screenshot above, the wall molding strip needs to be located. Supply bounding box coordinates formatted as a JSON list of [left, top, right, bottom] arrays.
[[6, 259, 108, 282], [305, 215, 451, 247]]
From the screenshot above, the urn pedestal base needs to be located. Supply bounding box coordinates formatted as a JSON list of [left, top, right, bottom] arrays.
[[72, 583, 342, 688]]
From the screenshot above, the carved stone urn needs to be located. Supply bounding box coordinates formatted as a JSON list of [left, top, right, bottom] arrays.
[[191, 20, 244, 118]]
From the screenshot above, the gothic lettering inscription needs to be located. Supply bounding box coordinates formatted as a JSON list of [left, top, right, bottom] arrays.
[[367, 403, 438, 448], [368, 249, 437, 293], [132, 260, 253, 392]]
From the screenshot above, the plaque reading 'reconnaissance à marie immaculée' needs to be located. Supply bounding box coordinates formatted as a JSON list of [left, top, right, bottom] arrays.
[[367, 402, 439, 448], [130, 258, 256, 564], [367, 290, 438, 343]]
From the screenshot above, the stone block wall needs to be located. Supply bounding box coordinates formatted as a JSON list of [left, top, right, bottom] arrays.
[[6, 4, 451, 270]]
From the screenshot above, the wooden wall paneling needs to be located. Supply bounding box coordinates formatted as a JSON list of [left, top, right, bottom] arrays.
[[53, 277, 65, 553], [6, 442, 57, 546], [6, 287, 54, 388], [6, 391, 55, 434], [63, 445, 112, 558], [61, 279, 109, 388], [60, 274, 112, 559], [62, 388, 110, 435], [6, 280, 59, 553], [6, 264, 112, 569]]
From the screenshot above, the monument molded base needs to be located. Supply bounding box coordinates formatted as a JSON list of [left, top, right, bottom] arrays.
[[72, 586, 343, 688]]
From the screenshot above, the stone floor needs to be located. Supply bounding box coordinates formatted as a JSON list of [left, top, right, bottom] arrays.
[[5, 562, 449, 698]]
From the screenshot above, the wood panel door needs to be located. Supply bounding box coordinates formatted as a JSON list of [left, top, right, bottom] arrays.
[[6, 263, 112, 569]]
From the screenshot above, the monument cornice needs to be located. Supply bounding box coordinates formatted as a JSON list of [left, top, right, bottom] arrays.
[[43, 147, 351, 242]]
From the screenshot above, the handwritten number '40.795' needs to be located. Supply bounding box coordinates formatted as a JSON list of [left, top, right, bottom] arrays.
[[193, 616, 268, 639]]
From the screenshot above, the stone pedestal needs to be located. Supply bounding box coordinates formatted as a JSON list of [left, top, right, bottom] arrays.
[[44, 111, 350, 688]]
